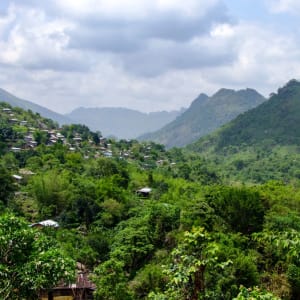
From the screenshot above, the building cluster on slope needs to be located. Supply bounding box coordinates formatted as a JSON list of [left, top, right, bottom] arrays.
[[2, 105, 176, 169]]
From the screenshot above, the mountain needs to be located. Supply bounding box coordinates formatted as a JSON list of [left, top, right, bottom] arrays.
[[66, 107, 184, 139], [0, 88, 71, 125], [139, 88, 266, 148], [188, 79, 300, 183]]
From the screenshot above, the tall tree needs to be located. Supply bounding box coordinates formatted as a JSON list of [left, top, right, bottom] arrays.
[[0, 213, 75, 300], [0, 165, 16, 206]]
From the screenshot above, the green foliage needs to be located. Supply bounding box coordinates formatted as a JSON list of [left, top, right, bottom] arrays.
[[0, 213, 75, 299], [0, 165, 16, 205], [156, 227, 232, 300], [233, 286, 280, 299], [28, 170, 73, 218], [130, 263, 166, 298], [99, 198, 125, 227], [189, 80, 300, 184], [3, 100, 300, 299], [93, 258, 133, 300], [233, 253, 259, 287], [111, 217, 155, 273], [287, 264, 300, 298], [206, 186, 266, 234], [33, 130, 49, 145]]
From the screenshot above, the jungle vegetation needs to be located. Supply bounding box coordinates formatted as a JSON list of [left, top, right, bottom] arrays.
[[1, 79, 300, 300]]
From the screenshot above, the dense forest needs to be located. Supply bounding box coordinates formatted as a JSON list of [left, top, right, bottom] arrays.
[[1, 82, 300, 300]]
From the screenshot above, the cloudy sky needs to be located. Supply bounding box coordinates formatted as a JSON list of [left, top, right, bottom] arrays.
[[0, 0, 300, 114]]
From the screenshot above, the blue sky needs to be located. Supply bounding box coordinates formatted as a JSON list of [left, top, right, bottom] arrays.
[[0, 0, 300, 113], [227, 0, 298, 31]]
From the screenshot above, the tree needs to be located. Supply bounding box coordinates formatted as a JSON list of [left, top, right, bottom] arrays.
[[206, 186, 266, 234], [233, 286, 280, 300], [154, 227, 231, 300], [29, 170, 73, 218], [93, 258, 133, 300], [33, 130, 49, 145], [0, 165, 16, 206], [0, 213, 75, 299]]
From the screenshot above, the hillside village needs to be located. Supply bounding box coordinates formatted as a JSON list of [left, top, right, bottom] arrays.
[[3, 81, 300, 299], [1, 102, 177, 172]]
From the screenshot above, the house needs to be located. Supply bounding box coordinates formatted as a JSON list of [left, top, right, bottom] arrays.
[[73, 137, 82, 142], [10, 147, 21, 152], [9, 118, 19, 124], [12, 174, 23, 181], [24, 135, 34, 142], [19, 169, 35, 176], [30, 219, 59, 229], [103, 150, 112, 158], [20, 120, 28, 126], [137, 187, 152, 197], [39, 263, 95, 300]]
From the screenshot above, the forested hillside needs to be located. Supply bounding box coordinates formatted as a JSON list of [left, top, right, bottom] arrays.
[[1, 100, 300, 299], [189, 79, 300, 183], [139, 88, 265, 148]]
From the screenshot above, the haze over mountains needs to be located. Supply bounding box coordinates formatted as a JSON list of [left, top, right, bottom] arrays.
[[66, 107, 184, 139], [0, 85, 267, 144], [139, 88, 266, 148], [0, 87, 184, 138]]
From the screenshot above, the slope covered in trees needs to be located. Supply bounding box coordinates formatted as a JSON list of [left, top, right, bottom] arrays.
[[189, 79, 300, 183], [139, 88, 265, 148], [1, 99, 300, 299]]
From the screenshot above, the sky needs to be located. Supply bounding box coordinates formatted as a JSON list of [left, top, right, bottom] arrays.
[[0, 0, 300, 114]]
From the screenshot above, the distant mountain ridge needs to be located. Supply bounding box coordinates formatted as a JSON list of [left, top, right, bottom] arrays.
[[139, 88, 266, 148], [0, 88, 184, 138], [187, 79, 300, 183], [190, 79, 300, 153], [66, 107, 185, 139], [0, 88, 72, 125]]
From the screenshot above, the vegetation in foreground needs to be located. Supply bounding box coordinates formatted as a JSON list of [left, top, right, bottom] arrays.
[[1, 95, 300, 299]]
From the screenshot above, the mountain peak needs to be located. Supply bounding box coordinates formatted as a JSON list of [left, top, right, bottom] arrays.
[[189, 93, 209, 109], [213, 88, 235, 97], [139, 87, 265, 148], [275, 79, 300, 98], [190, 79, 300, 153]]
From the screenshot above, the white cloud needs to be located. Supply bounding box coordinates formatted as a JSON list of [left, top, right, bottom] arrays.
[[203, 22, 300, 94], [54, 0, 222, 19], [266, 0, 300, 14], [0, 4, 81, 70], [210, 24, 235, 38], [0, 0, 300, 115]]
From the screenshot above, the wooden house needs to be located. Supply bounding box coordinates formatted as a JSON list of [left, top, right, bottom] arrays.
[[39, 263, 95, 300]]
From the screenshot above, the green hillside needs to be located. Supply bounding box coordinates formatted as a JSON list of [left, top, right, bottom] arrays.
[[2, 95, 300, 299], [139, 88, 265, 148], [189, 79, 300, 183]]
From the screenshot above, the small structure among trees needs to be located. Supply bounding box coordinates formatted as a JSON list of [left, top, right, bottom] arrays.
[[137, 187, 152, 197], [0, 214, 75, 300], [39, 263, 95, 300]]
